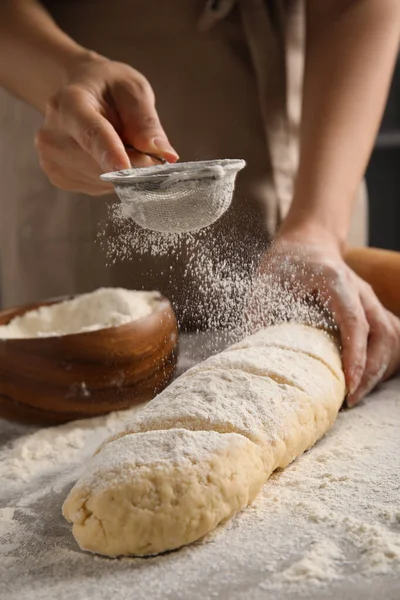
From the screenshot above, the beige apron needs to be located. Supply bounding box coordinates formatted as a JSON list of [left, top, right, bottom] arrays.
[[0, 0, 367, 328]]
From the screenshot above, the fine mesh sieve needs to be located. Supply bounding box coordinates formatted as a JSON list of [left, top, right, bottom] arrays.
[[101, 159, 246, 234]]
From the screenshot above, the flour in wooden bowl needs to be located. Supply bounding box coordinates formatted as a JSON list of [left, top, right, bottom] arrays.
[[0, 288, 160, 339]]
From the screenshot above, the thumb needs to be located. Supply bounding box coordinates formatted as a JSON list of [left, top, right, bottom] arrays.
[[114, 80, 179, 163]]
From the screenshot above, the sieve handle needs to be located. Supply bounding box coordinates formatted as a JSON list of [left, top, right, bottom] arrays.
[[124, 145, 167, 165]]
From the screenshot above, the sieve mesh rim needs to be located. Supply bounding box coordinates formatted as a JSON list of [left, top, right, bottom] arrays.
[[101, 158, 246, 185]]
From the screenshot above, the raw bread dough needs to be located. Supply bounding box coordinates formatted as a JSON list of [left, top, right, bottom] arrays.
[[185, 345, 344, 403], [63, 429, 265, 557], [229, 323, 343, 380], [63, 323, 345, 556], [97, 369, 314, 463]]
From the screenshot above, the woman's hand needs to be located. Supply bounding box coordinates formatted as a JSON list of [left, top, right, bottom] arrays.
[[258, 225, 400, 407], [35, 53, 178, 195]]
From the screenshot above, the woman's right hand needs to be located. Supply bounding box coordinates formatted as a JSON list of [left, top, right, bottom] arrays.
[[35, 53, 178, 195]]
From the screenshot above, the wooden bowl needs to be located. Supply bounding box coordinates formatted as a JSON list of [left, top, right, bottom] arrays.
[[0, 295, 178, 425]]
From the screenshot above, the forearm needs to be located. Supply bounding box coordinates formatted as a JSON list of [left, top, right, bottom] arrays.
[[0, 0, 91, 112], [281, 0, 400, 249]]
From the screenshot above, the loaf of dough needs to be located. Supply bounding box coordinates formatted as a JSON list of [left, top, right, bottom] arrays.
[[62, 429, 266, 557], [63, 323, 345, 556]]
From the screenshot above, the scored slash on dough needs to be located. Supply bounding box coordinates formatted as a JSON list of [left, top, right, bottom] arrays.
[[62, 323, 345, 557], [228, 324, 343, 381]]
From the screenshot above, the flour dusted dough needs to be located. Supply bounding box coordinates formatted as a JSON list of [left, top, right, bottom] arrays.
[[185, 345, 344, 407], [63, 429, 265, 556], [229, 323, 343, 380], [63, 324, 346, 556]]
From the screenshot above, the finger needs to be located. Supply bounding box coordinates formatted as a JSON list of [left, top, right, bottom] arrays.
[[327, 279, 369, 395], [47, 88, 131, 173], [42, 163, 112, 195], [125, 148, 160, 168], [381, 311, 400, 381], [112, 78, 179, 162], [36, 128, 114, 195], [347, 285, 393, 407], [43, 163, 113, 196]]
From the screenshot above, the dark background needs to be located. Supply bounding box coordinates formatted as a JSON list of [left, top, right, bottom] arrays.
[[367, 55, 400, 251]]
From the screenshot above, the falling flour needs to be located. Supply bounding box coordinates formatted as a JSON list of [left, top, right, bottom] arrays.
[[0, 288, 160, 339], [98, 204, 333, 342], [0, 335, 400, 599]]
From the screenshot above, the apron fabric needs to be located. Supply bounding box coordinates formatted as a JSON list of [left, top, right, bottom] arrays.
[[0, 0, 367, 327]]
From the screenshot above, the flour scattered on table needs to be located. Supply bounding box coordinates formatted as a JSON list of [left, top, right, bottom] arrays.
[[270, 539, 342, 585], [0, 410, 135, 483], [0, 507, 16, 533], [0, 288, 160, 339], [1, 337, 400, 600]]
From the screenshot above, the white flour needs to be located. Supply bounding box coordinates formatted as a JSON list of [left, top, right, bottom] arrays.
[[99, 207, 331, 340], [0, 288, 160, 339], [1, 334, 399, 600]]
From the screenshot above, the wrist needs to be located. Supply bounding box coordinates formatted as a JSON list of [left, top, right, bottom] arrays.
[[281, 182, 354, 255], [277, 218, 346, 256], [0, 0, 100, 113], [35, 45, 98, 113]]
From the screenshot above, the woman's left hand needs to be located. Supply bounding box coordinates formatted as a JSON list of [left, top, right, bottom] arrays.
[[258, 225, 400, 407]]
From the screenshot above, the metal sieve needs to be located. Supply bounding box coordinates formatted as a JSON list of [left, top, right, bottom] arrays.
[[101, 159, 246, 234]]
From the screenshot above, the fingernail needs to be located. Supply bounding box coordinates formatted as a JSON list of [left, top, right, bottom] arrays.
[[347, 367, 363, 396], [348, 382, 357, 397], [346, 396, 357, 409], [151, 138, 179, 160], [102, 150, 130, 173]]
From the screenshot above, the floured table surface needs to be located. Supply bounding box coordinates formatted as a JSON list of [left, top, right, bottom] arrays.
[[1, 333, 400, 600]]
